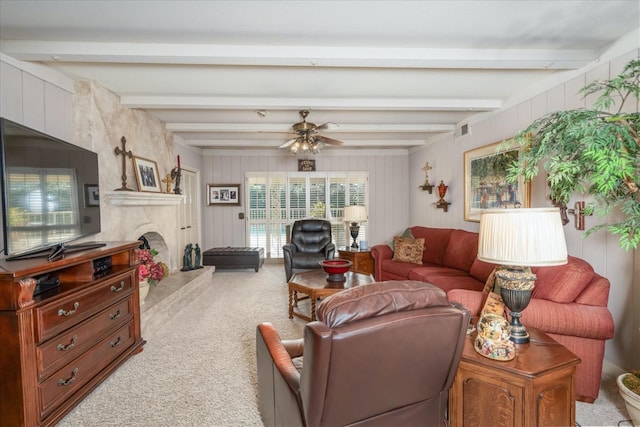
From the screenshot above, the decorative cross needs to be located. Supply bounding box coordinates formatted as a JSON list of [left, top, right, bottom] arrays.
[[422, 162, 432, 185], [161, 174, 174, 194], [114, 136, 134, 191]]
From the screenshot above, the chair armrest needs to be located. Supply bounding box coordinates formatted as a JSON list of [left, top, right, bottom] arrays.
[[325, 243, 336, 259], [257, 323, 301, 390], [283, 243, 297, 256]]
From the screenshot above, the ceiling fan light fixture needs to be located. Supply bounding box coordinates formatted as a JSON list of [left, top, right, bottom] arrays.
[[285, 110, 344, 155], [290, 140, 300, 154]]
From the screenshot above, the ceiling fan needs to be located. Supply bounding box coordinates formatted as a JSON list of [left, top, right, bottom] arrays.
[[279, 110, 344, 154]]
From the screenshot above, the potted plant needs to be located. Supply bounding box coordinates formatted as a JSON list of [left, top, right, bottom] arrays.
[[505, 59, 639, 250], [138, 248, 169, 305], [618, 370, 640, 426]]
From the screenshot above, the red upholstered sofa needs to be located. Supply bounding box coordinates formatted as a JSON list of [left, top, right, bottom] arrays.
[[371, 226, 615, 403]]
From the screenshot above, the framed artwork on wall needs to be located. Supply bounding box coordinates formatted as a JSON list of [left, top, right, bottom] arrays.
[[207, 184, 241, 206], [133, 156, 162, 193], [464, 140, 530, 222], [84, 184, 100, 207]]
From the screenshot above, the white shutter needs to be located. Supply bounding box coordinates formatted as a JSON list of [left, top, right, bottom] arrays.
[[245, 171, 368, 258]]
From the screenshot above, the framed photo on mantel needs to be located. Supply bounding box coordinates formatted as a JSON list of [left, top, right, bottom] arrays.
[[207, 184, 241, 206], [133, 156, 162, 193]]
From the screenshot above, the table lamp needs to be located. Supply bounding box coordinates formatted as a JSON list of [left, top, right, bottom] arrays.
[[343, 205, 367, 250], [477, 207, 567, 344]]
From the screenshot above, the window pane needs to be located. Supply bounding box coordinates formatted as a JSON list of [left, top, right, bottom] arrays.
[[246, 172, 368, 258]]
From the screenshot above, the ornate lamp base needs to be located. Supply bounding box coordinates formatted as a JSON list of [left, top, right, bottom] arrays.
[[349, 222, 360, 249], [495, 266, 536, 344]]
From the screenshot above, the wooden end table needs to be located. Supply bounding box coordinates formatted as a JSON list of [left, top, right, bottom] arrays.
[[449, 327, 580, 427], [288, 270, 375, 321], [337, 248, 374, 275]]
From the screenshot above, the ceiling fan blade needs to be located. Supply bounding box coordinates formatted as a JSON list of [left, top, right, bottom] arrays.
[[317, 122, 339, 130], [318, 136, 344, 146], [279, 137, 297, 148]]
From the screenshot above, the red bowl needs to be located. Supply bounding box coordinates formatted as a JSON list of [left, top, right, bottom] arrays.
[[320, 259, 353, 281]]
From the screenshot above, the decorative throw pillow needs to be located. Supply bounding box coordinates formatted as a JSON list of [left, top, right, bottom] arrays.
[[392, 236, 425, 264], [386, 227, 414, 250]]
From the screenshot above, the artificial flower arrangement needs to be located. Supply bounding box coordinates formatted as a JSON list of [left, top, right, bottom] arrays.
[[138, 248, 169, 285]]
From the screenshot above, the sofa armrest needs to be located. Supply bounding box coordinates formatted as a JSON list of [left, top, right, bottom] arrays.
[[518, 299, 614, 340], [447, 290, 615, 340], [371, 244, 393, 281]]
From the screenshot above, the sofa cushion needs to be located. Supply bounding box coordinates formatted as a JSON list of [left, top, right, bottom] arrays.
[[380, 259, 436, 278], [532, 256, 595, 303], [386, 227, 414, 250], [411, 227, 453, 265], [426, 275, 486, 293], [407, 266, 469, 282], [317, 280, 448, 328], [469, 258, 497, 283], [442, 230, 479, 271], [392, 236, 425, 264]]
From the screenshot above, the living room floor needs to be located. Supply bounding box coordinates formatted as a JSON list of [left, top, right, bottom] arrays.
[[57, 263, 630, 426]]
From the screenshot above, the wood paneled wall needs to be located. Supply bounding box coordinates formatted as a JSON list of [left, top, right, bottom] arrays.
[[409, 49, 640, 371], [201, 152, 409, 251]]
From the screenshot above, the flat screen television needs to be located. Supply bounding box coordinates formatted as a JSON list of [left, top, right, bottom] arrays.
[[0, 118, 102, 260]]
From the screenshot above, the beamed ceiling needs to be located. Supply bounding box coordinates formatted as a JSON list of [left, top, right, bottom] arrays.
[[1, 1, 639, 153]]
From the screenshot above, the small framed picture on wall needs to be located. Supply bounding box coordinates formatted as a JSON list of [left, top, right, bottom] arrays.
[[207, 184, 241, 206]]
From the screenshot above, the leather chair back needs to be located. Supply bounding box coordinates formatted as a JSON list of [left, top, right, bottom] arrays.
[[290, 219, 332, 253], [302, 281, 469, 426]]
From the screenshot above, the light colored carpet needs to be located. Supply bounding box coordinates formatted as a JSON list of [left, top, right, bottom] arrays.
[[58, 264, 631, 426]]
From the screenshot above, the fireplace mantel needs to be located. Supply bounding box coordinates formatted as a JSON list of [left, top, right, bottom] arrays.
[[104, 191, 185, 206]]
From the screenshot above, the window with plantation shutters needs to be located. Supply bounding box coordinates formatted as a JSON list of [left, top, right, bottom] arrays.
[[6, 167, 80, 255], [245, 171, 368, 258]]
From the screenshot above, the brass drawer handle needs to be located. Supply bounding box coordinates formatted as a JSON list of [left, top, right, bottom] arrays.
[[109, 310, 121, 320], [56, 335, 77, 351], [58, 302, 79, 317], [110, 281, 126, 292], [110, 336, 122, 348], [57, 368, 78, 386]]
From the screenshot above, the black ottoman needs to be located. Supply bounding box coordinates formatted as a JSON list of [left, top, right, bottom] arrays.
[[202, 247, 265, 272]]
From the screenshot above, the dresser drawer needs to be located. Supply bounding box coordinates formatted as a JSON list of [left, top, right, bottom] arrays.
[[34, 272, 134, 343], [36, 296, 134, 381], [38, 321, 135, 419]]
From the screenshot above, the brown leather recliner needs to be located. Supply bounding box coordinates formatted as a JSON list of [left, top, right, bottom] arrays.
[[283, 219, 336, 282], [256, 280, 470, 427]]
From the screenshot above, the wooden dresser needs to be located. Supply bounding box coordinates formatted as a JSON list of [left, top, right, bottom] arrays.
[[0, 241, 145, 427]]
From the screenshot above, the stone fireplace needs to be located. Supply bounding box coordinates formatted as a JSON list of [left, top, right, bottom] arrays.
[[99, 191, 183, 272]]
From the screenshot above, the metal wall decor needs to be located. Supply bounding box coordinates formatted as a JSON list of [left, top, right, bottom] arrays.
[[419, 162, 434, 193], [114, 136, 134, 191]]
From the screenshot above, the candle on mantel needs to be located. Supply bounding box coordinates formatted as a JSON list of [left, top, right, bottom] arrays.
[[177, 155, 181, 169]]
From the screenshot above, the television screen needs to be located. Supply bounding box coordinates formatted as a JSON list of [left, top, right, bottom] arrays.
[[0, 118, 101, 258]]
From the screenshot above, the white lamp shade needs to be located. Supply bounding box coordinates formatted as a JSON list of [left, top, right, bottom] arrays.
[[343, 205, 367, 223], [477, 208, 568, 267]]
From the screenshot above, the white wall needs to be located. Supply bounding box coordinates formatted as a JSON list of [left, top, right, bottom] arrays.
[[409, 49, 640, 371], [0, 56, 185, 271]]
